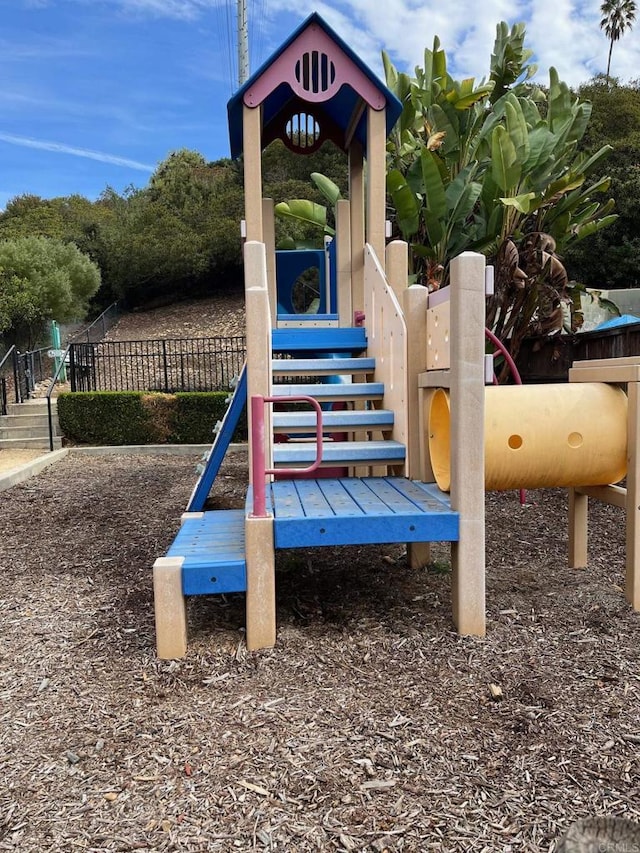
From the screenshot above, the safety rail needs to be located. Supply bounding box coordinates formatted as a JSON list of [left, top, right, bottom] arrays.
[[250, 394, 323, 518], [45, 344, 71, 452], [0, 346, 18, 415]]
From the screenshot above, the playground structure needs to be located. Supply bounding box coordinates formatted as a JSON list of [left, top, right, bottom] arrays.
[[153, 13, 640, 658]]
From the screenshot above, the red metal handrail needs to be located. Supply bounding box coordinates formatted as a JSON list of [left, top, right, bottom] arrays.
[[250, 394, 324, 518]]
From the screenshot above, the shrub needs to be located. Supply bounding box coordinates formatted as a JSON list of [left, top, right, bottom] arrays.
[[57, 391, 247, 445]]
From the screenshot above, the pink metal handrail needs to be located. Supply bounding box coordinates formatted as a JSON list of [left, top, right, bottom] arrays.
[[250, 394, 324, 518]]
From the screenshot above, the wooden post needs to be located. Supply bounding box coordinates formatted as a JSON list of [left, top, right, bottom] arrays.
[[245, 515, 276, 650], [335, 199, 352, 326], [244, 241, 273, 481], [449, 252, 486, 636], [402, 280, 430, 568], [626, 382, 640, 608], [568, 488, 588, 568], [386, 239, 408, 303], [349, 141, 365, 317], [243, 104, 263, 242], [365, 108, 387, 269], [262, 198, 277, 324], [153, 556, 188, 659]]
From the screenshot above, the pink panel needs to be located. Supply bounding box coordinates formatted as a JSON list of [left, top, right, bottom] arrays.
[[244, 23, 386, 110]]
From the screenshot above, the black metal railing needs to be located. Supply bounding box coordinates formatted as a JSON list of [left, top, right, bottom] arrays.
[[68, 302, 119, 344], [68, 336, 247, 393]]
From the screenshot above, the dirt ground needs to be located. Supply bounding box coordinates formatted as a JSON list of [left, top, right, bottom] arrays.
[[0, 450, 46, 474], [0, 451, 639, 852]]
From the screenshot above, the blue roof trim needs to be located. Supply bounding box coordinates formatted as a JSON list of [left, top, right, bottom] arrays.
[[227, 12, 402, 159]]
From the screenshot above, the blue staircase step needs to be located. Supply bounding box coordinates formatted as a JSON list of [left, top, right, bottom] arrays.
[[273, 440, 406, 466], [167, 510, 246, 595], [269, 477, 459, 547], [272, 382, 384, 401], [272, 357, 375, 375], [273, 408, 394, 432]]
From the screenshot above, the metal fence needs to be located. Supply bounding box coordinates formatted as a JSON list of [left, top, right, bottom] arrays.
[[68, 302, 120, 344], [69, 336, 247, 393]]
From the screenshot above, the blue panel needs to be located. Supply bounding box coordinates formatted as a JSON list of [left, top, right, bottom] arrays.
[[272, 327, 367, 353], [183, 561, 246, 595], [275, 250, 326, 315], [272, 383, 383, 398], [274, 513, 459, 548], [166, 510, 248, 596], [187, 365, 247, 512], [273, 440, 405, 465]]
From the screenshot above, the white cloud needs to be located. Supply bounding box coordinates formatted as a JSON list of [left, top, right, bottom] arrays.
[[262, 0, 640, 86], [0, 132, 154, 171]]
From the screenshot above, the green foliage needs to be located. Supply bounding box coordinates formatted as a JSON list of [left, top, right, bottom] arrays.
[[383, 21, 617, 370], [564, 77, 640, 288], [0, 236, 100, 348], [58, 391, 247, 445]]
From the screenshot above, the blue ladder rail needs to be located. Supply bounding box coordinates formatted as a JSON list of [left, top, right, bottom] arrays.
[[187, 363, 247, 512]]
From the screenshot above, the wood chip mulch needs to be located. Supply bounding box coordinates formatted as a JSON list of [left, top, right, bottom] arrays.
[[1, 452, 639, 852]]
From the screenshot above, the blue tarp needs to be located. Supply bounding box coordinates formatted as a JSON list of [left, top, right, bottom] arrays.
[[594, 314, 640, 331]]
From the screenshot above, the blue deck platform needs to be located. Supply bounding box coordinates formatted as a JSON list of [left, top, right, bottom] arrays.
[[173, 479, 458, 596]]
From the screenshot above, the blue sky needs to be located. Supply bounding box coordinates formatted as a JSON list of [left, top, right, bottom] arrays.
[[1, 0, 638, 211]]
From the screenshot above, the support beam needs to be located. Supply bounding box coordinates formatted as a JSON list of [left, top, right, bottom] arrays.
[[335, 199, 352, 327], [262, 198, 277, 324], [449, 252, 486, 637], [245, 515, 276, 650], [349, 141, 365, 316], [365, 108, 387, 269], [243, 104, 263, 241], [626, 382, 640, 609], [568, 488, 588, 568]]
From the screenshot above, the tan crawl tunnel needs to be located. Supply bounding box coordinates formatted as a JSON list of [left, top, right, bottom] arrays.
[[428, 383, 628, 492]]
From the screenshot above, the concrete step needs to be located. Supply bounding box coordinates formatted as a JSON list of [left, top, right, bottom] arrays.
[[6, 401, 57, 417], [0, 436, 62, 450], [0, 414, 58, 429], [0, 425, 60, 440]]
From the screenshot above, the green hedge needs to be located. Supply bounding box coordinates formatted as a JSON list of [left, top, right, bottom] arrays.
[[57, 391, 247, 446]]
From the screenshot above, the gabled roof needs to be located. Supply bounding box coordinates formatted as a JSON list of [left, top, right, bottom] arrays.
[[227, 12, 402, 158]]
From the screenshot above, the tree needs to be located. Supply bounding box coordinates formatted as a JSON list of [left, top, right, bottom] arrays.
[[600, 0, 637, 86], [0, 237, 101, 348], [564, 77, 640, 288]]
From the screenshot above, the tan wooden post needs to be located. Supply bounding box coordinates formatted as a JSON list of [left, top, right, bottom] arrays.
[[349, 141, 365, 317], [568, 488, 589, 568], [365, 108, 387, 269], [625, 381, 640, 608], [153, 556, 188, 659], [402, 276, 430, 568], [262, 198, 277, 324], [243, 104, 263, 242], [449, 252, 486, 636], [335, 199, 352, 326]]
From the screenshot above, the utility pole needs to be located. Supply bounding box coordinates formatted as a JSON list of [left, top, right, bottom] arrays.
[[237, 0, 249, 86]]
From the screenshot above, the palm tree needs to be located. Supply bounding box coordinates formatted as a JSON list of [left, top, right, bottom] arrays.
[[600, 0, 637, 85]]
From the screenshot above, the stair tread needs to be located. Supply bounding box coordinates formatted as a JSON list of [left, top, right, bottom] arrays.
[[272, 383, 384, 399], [273, 409, 394, 430], [273, 440, 406, 464], [272, 357, 375, 374]]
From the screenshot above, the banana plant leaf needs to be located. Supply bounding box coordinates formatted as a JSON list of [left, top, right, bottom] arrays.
[[274, 200, 334, 235], [386, 170, 420, 238], [311, 173, 342, 205], [491, 125, 521, 192]]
